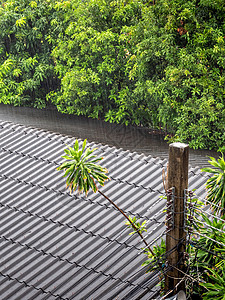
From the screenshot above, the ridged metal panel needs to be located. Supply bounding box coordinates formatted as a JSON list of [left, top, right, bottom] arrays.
[[0, 120, 208, 299]]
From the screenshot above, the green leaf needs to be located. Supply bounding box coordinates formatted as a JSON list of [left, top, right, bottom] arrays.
[[62, 155, 73, 160], [16, 17, 27, 27], [82, 139, 87, 152], [74, 140, 79, 152]]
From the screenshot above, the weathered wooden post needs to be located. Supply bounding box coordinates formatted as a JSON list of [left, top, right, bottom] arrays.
[[165, 142, 189, 295]]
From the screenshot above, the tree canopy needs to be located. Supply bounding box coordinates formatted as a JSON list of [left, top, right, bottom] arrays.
[[0, 0, 225, 149]]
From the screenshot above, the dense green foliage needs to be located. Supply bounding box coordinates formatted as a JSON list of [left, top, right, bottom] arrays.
[[202, 155, 225, 215], [0, 0, 60, 107], [133, 0, 225, 149], [1, 0, 225, 149], [51, 0, 143, 123], [190, 213, 225, 299]]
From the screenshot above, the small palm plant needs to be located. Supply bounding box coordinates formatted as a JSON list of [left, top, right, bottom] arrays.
[[201, 155, 225, 216], [57, 139, 109, 194], [57, 139, 154, 255]]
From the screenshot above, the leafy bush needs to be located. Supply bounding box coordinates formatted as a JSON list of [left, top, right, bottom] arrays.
[[131, 0, 225, 149], [1, 0, 225, 149], [202, 155, 225, 215], [0, 0, 60, 107], [200, 268, 225, 300], [50, 0, 143, 124]]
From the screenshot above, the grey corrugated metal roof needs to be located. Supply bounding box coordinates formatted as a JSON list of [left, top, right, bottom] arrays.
[[0, 103, 220, 169], [0, 121, 209, 300]]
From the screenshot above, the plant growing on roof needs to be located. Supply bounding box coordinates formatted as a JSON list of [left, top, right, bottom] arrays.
[[57, 139, 109, 194], [57, 139, 154, 256]]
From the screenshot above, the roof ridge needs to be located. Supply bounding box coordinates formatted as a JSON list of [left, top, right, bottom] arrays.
[[0, 145, 165, 193], [1, 120, 206, 172], [0, 121, 208, 178], [0, 120, 167, 167]]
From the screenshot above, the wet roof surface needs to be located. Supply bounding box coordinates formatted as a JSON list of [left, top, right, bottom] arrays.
[[0, 120, 209, 299], [0, 103, 219, 168]]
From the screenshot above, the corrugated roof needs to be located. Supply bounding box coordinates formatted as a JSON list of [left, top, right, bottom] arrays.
[[0, 121, 209, 299]]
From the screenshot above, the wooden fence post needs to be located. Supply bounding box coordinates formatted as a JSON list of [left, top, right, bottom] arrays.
[[165, 142, 189, 295]]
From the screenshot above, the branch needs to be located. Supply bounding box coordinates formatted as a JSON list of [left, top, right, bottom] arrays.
[[98, 190, 154, 255]]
